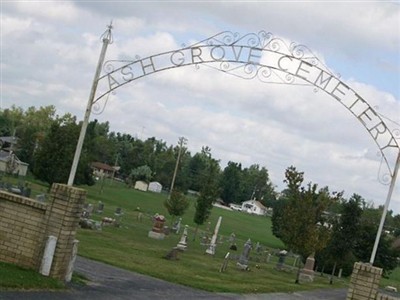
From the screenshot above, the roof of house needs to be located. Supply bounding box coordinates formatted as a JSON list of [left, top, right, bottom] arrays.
[[0, 150, 29, 166], [91, 162, 116, 172], [0, 150, 9, 161], [0, 136, 19, 151], [135, 180, 148, 185], [0, 136, 19, 144], [242, 199, 266, 209]]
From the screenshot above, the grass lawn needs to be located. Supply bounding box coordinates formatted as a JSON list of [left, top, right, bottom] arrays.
[[1, 176, 399, 293], [75, 180, 349, 293], [380, 267, 400, 291], [0, 261, 65, 290]]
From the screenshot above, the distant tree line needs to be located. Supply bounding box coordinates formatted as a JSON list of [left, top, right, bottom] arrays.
[[0, 105, 276, 205], [2, 105, 399, 276]]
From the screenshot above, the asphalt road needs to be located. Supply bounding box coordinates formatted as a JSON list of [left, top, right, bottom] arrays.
[[0, 256, 348, 300]]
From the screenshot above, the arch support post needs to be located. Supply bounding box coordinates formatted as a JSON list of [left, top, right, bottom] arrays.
[[67, 24, 112, 186], [369, 150, 400, 264]]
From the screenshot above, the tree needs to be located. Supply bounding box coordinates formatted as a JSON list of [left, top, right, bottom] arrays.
[[0, 106, 24, 136], [164, 189, 189, 224], [317, 194, 363, 276], [85, 119, 116, 165], [271, 197, 288, 239], [392, 214, 400, 237], [219, 161, 242, 204], [33, 118, 94, 186], [10, 106, 56, 168], [353, 207, 400, 276], [192, 147, 220, 240], [272, 166, 304, 240], [273, 166, 336, 260], [128, 165, 152, 185]]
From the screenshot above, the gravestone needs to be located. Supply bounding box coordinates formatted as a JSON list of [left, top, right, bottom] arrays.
[[200, 221, 211, 244], [96, 201, 104, 214], [275, 250, 287, 270], [219, 252, 230, 273], [229, 233, 237, 250], [293, 255, 299, 267], [206, 216, 222, 255], [148, 214, 166, 240], [255, 242, 262, 254], [21, 187, 31, 198], [177, 225, 188, 250], [114, 207, 123, 216], [299, 253, 315, 282], [81, 203, 93, 218], [172, 217, 182, 234], [237, 239, 252, 270]]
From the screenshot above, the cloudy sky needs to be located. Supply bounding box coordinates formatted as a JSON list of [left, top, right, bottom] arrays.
[[2, 1, 400, 213]]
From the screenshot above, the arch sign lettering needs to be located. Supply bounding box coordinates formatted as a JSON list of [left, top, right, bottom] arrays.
[[70, 28, 400, 264], [96, 31, 399, 176]]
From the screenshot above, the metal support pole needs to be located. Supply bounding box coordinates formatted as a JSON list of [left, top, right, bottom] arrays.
[[67, 24, 113, 186], [369, 150, 400, 264]]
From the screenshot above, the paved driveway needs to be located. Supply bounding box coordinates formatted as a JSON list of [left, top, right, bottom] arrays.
[[0, 256, 347, 300]]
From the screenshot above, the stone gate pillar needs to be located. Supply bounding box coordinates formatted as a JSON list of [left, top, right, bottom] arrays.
[[346, 262, 382, 300], [43, 183, 86, 280]]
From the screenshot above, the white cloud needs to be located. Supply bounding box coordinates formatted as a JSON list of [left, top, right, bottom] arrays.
[[11, 1, 81, 23], [2, 1, 399, 213]]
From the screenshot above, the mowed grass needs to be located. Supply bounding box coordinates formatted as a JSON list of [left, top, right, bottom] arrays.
[[380, 267, 400, 291], [0, 261, 65, 290], [1, 177, 398, 293], [76, 180, 348, 293]]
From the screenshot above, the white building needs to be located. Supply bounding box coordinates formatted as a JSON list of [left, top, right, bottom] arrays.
[[134, 180, 148, 192], [241, 200, 267, 216], [148, 181, 162, 193], [0, 150, 28, 176]]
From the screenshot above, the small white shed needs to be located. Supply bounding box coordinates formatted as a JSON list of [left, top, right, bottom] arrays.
[[148, 181, 162, 193], [134, 181, 148, 192]]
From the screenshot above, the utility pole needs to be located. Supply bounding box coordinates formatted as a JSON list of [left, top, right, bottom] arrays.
[[169, 137, 187, 195], [67, 23, 113, 186]]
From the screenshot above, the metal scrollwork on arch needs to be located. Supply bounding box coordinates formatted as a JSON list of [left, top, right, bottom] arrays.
[[93, 30, 400, 180]]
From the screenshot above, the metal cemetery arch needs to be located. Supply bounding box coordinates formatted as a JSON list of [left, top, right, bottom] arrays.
[[69, 28, 400, 265]]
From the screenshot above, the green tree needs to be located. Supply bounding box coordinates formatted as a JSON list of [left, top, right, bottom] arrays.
[[164, 189, 189, 224], [274, 166, 336, 260], [33, 118, 94, 186], [219, 161, 242, 204], [272, 166, 304, 240], [392, 214, 400, 237], [271, 197, 288, 239], [0, 106, 24, 136], [354, 207, 400, 276], [85, 119, 116, 165], [317, 194, 363, 276], [16, 106, 57, 168], [128, 165, 152, 185], [192, 147, 220, 240]]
